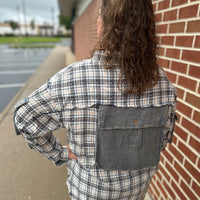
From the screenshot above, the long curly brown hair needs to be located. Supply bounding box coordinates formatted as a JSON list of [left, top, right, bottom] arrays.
[[92, 0, 159, 94]]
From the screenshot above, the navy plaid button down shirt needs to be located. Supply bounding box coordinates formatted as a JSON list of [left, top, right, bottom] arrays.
[[14, 50, 177, 199]]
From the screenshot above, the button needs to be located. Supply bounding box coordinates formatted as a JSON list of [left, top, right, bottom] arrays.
[[136, 95, 140, 99], [134, 120, 138, 124]]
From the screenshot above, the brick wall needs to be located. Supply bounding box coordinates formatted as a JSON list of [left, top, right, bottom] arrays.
[[73, 0, 99, 60], [73, 0, 200, 199], [149, 1, 200, 199]]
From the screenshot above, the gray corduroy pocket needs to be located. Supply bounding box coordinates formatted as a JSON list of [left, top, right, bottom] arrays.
[[95, 105, 169, 170]]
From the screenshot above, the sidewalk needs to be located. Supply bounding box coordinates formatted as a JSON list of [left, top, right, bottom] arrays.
[[0, 46, 74, 200], [0, 46, 153, 200]]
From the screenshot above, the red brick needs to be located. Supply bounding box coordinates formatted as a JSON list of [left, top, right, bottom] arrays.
[[156, 36, 161, 44], [161, 36, 174, 45], [165, 162, 179, 182], [158, 47, 165, 56], [186, 92, 200, 109], [189, 136, 200, 153], [177, 100, 193, 117], [181, 180, 199, 200], [166, 48, 180, 59], [182, 117, 200, 138], [193, 110, 200, 123], [155, 13, 162, 22], [187, 20, 200, 32], [172, 0, 188, 7], [150, 180, 160, 197], [159, 164, 170, 182], [178, 76, 197, 91], [162, 149, 173, 163], [189, 65, 200, 79], [157, 181, 168, 199], [179, 4, 199, 19], [174, 161, 191, 184], [171, 180, 187, 200], [194, 36, 200, 48], [176, 36, 194, 47], [156, 170, 162, 181], [157, 24, 168, 33], [182, 50, 200, 64], [160, 196, 164, 200], [198, 83, 200, 94], [176, 113, 181, 124], [169, 142, 184, 163], [160, 154, 164, 164], [176, 87, 185, 99], [158, 0, 170, 10], [172, 134, 177, 144], [157, 58, 170, 68], [165, 71, 177, 83], [153, 3, 157, 12], [163, 180, 176, 200], [192, 181, 200, 197], [169, 22, 185, 33], [171, 61, 187, 74], [174, 125, 188, 142], [198, 158, 200, 169], [164, 9, 177, 21], [74, 0, 98, 60], [178, 141, 197, 164]]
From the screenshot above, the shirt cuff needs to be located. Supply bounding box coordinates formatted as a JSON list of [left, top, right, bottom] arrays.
[[61, 146, 69, 161], [54, 146, 68, 166]]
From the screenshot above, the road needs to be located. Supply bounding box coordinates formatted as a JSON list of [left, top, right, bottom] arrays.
[[0, 38, 71, 113]]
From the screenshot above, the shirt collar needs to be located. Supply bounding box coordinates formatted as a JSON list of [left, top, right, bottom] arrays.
[[92, 50, 121, 65]]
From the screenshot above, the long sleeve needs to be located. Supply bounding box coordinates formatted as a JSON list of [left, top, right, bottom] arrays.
[[13, 75, 68, 166]]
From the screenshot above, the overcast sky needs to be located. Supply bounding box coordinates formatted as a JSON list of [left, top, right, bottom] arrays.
[[0, 0, 60, 25]]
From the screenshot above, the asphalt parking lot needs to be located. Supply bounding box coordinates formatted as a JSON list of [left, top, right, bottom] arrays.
[[0, 45, 51, 113], [0, 38, 71, 113]]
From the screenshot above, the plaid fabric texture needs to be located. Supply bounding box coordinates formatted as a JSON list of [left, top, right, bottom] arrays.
[[14, 50, 177, 199]]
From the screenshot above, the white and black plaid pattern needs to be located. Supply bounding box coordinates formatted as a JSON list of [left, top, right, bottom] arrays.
[[14, 50, 177, 199]]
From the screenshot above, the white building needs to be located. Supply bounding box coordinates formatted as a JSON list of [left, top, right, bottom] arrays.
[[0, 23, 67, 36]]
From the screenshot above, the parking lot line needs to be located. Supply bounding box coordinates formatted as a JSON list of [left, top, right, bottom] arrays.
[[0, 70, 35, 75], [0, 83, 25, 88]]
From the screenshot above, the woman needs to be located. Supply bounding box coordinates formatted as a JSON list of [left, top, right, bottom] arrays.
[[14, 0, 177, 199]]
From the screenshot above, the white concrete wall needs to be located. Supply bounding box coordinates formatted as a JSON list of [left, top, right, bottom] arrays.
[[0, 24, 67, 36], [0, 25, 38, 36]]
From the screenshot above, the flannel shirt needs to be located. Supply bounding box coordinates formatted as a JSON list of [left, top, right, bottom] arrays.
[[14, 50, 177, 200]]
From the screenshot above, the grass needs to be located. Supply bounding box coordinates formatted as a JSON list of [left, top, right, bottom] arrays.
[[0, 36, 61, 44]]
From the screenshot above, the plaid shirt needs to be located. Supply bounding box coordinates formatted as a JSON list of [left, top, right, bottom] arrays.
[[14, 50, 177, 199]]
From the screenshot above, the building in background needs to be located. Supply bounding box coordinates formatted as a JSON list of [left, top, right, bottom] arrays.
[[0, 22, 67, 36], [58, 0, 200, 200]]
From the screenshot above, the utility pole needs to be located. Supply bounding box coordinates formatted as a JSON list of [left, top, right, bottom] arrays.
[[16, 6, 21, 35], [51, 7, 55, 36], [22, 0, 28, 36]]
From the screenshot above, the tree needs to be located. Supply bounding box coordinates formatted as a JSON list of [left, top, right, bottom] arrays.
[[59, 15, 71, 29], [10, 21, 19, 33], [30, 19, 35, 30]]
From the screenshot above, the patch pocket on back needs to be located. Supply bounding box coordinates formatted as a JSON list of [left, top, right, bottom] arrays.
[[95, 105, 168, 170]]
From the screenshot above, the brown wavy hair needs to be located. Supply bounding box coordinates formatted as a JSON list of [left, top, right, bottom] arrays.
[[92, 0, 159, 94]]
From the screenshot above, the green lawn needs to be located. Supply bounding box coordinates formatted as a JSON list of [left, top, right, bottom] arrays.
[[0, 36, 61, 44]]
